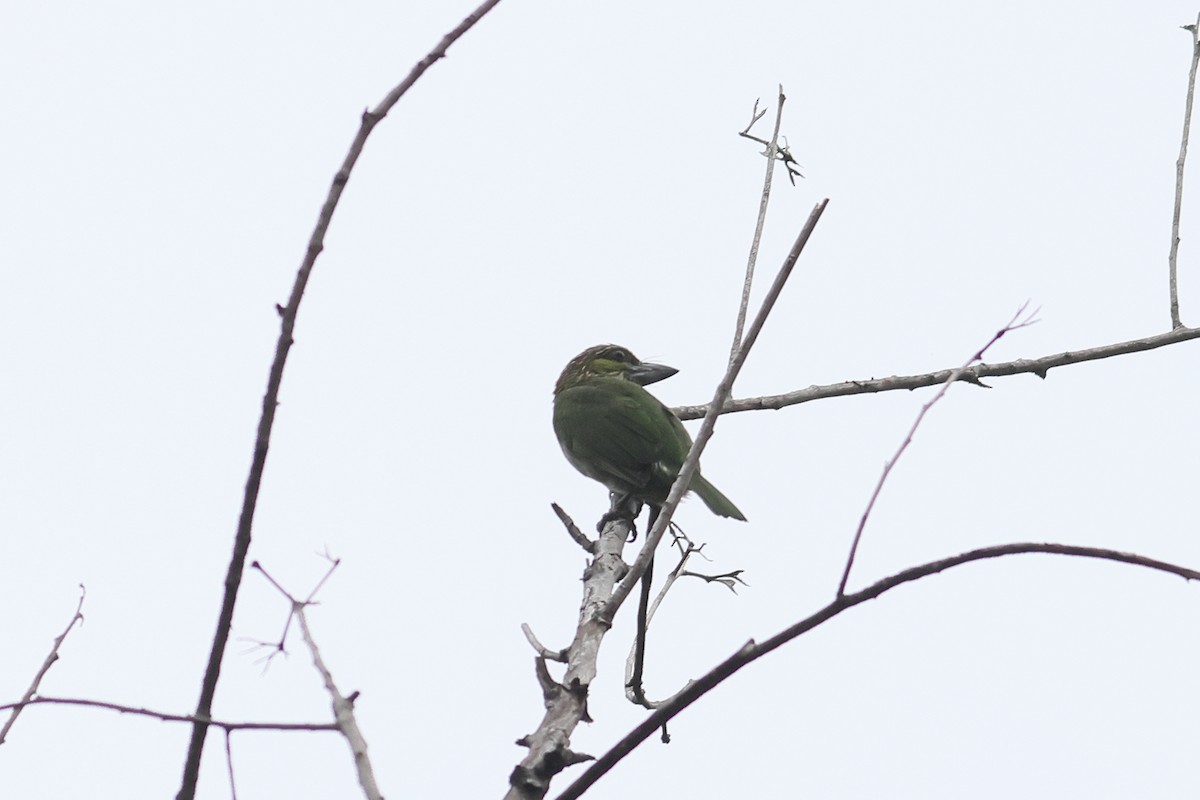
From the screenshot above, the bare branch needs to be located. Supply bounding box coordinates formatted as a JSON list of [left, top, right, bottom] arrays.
[[624, 534, 709, 708], [554, 543, 1200, 800], [1170, 13, 1200, 329], [0, 696, 338, 732], [1, 585, 86, 745], [680, 569, 748, 593], [295, 606, 383, 800], [224, 730, 239, 800], [506, 500, 631, 800], [521, 624, 568, 663], [551, 503, 595, 553], [737, 97, 769, 142], [732, 86, 788, 355], [176, 3, 505, 796], [671, 325, 1200, 421], [606, 200, 829, 624], [836, 305, 1039, 596]]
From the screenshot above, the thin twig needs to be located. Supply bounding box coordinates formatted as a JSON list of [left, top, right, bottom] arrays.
[[670, 325, 1200, 421], [624, 535, 703, 708], [0, 697, 338, 731], [605, 200, 829, 623], [176, 3, 504, 797], [835, 304, 1039, 596], [296, 606, 383, 800], [732, 86, 787, 355], [680, 568, 747, 593], [0, 585, 86, 745], [224, 730, 239, 800], [1170, 14, 1200, 329], [738, 97, 769, 143], [554, 542, 1200, 800]]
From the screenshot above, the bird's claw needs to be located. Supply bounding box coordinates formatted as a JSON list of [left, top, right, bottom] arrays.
[[596, 509, 638, 540]]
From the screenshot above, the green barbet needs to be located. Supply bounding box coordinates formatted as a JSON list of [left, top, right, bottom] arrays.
[[552, 344, 746, 521]]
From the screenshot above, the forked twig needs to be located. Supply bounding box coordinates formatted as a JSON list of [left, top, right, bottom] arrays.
[[624, 533, 710, 709], [836, 304, 1040, 597], [732, 86, 788, 355], [253, 557, 382, 799]]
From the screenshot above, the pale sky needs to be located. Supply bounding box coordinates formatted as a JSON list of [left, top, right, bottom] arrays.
[[4, 2, 1200, 798]]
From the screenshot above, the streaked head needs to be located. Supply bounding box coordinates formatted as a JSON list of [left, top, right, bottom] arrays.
[[554, 344, 678, 394]]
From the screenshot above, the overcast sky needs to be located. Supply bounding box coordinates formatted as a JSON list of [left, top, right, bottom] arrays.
[[4, 2, 1200, 798]]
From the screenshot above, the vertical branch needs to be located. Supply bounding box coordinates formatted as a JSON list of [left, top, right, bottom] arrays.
[[732, 86, 788, 355], [1169, 14, 1200, 330], [174, 2, 504, 797]]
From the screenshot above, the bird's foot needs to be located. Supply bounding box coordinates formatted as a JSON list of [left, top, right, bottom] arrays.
[[597, 493, 643, 540]]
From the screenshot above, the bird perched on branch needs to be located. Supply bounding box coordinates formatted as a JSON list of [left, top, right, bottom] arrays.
[[552, 344, 746, 523]]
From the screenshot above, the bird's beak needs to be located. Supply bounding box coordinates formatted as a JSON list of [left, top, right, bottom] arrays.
[[626, 361, 678, 386]]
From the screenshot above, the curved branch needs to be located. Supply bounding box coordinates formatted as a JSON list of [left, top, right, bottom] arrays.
[[176, 3, 504, 797], [554, 543, 1200, 800], [672, 325, 1200, 420]]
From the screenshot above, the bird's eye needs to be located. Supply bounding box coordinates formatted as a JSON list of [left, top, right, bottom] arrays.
[[609, 349, 627, 361]]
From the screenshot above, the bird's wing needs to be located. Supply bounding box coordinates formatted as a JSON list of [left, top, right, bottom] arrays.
[[553, 380, 677, 491]]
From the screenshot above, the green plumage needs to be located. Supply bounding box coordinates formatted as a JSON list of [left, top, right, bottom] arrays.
[[552, 344, 746, 521]]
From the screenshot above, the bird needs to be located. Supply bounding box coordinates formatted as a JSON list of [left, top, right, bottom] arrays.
[[552, 344, 746, 523]]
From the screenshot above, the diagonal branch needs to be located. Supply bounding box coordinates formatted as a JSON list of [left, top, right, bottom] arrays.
[[604, 200, 829, 625], [554, 543, 1200, 800], [671, 325, 1200, 421], [296, 607, 382, 800], [836, 305, 1039, 596], [0, 586, 86, 745], [174, 3, 504, 797]]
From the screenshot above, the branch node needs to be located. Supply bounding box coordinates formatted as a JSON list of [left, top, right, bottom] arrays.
[[521, 624, 568, 663]]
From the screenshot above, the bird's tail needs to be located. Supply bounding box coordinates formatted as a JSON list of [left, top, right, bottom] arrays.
[[691, 474, 747, 521]]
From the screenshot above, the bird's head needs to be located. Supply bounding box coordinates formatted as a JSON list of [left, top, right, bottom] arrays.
[[554, 344, 678, 394]]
